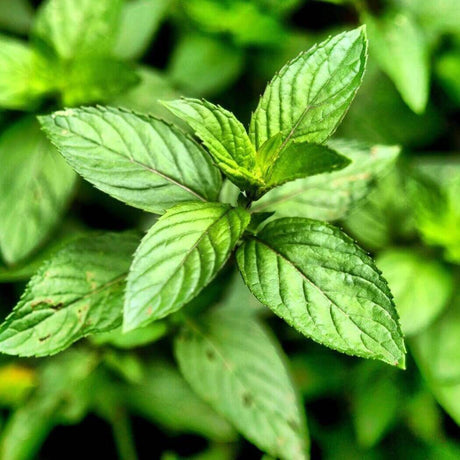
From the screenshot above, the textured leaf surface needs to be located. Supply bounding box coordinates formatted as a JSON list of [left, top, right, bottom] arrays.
[[164, 98, 260, 190], [412, 297, 460, 425], [124, 202, 250, 330], [127, 360, 236, 441], [0, 35, 52, 109], [237, 218, 405, 366], [265, 142, 351, 189], [377, 249, 453, 336], [249, 27, 367, 150], [0, 233, 138, 357], [39, 106, 221, 214], [252, 140, 399, 220], [33, 0, 123, 59], [364, 9, 429, 113], [0, 117, 76, 264], [175, 309, 308, 459]]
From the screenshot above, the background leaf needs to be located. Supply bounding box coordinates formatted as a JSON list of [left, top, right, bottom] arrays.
[[363, 9, 429, 113], [175, 308, 309, 459], [124, 202, 250, 330], [237, 218, 406, 367], [33, 0, 123, 59], [0, 117, 76, 264], [39, 106, 222, 214], [377, 249, 453, 336], [252, 140, 399, 221], [0, 232, 138, 357]]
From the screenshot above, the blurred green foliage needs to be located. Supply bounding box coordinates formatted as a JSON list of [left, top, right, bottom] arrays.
[[0, 0, 459, 459]]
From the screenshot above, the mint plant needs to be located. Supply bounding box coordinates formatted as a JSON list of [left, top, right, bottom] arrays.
[[0, 27, 408, 458]]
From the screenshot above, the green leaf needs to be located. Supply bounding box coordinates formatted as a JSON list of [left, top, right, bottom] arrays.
[[363, 9, 429, 113], [0, 117, 76, 264], [58, 57, 140, 106], [33, 0, 123, 59], [0, 349, 98, 460], [127, 359, 236, 441], [237, 218, 406, 367], [175, 308, 309, 459], [124, 202, 250, 330], [436, 50, 460, 106], [377, 249, 453, 336], [0, 35, 53, 110], [113, 0, 171, 60], [351, 361, 401, 448], [252, 140, 400, 221], [263, 141, 351, 189], [0, 232, 138, 357], [0, 0, 33, 34], [112, 66, 180, 120], [183, 0, 286, 46], [168, 33, 243, 97], [412, 296, 460, 425], [163, 98, 261, 191], [39, 106, 222, 214], [249, 27, 368, 150]]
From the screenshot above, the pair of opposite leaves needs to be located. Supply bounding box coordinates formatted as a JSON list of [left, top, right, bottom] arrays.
[[0, 27, 406, 369]]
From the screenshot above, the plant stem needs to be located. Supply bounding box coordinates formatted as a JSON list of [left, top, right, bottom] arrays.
[[111, 407, 138, 460]]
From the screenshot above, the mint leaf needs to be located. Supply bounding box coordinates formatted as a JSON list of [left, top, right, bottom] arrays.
[[168, 33, 243, 97], [252, 140, 400, 221], [39, 106, 222, 214], [0, 35, 53, 110], [412, 296, 460, 425], [364, 9, 429, 113], [33, 0, 123, 59], [58, 57, 140, 106], [351, 361, 401, 447], [264, 141, 351, 189], [127, 360, 236, 441], [175, 308, 309, 459], [0, 232, 138, 357], [113, 0, 171, 60], [377, 249, 453, 336], [0, 117, 76, 264], [124, 202, 250, 330], [163, 98, 261, 191], [237, 218, 406, 367], [249, 27, 367, 150]]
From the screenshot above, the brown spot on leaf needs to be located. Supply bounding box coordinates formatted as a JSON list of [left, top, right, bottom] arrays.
[[38, 334, 51, 342], [242, 392, 253, 407], [205, 349, 215, 360]]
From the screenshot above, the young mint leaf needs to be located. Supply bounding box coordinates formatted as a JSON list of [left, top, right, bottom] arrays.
[[249, 27, 368, 150], [126, 359, 237, 441], [174, 308, 309, 460], [237, 218, 406, 367], [252, 140, 400, 221], [163, 98, 261, 191], [0, 117, 76, 264], [33, 0, 123, 59], [263, 141, 351, 189], [363, 9, 429, 114], [124, 202, 250, 331], [412, 296, 460, 425], [39, 106, 222, 214], [377, 249, 453, 336], [0, 232, 138, 357], [58, 57, 140, 106], [113, 0, 171, 60], [0, 35, 53, 110]]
